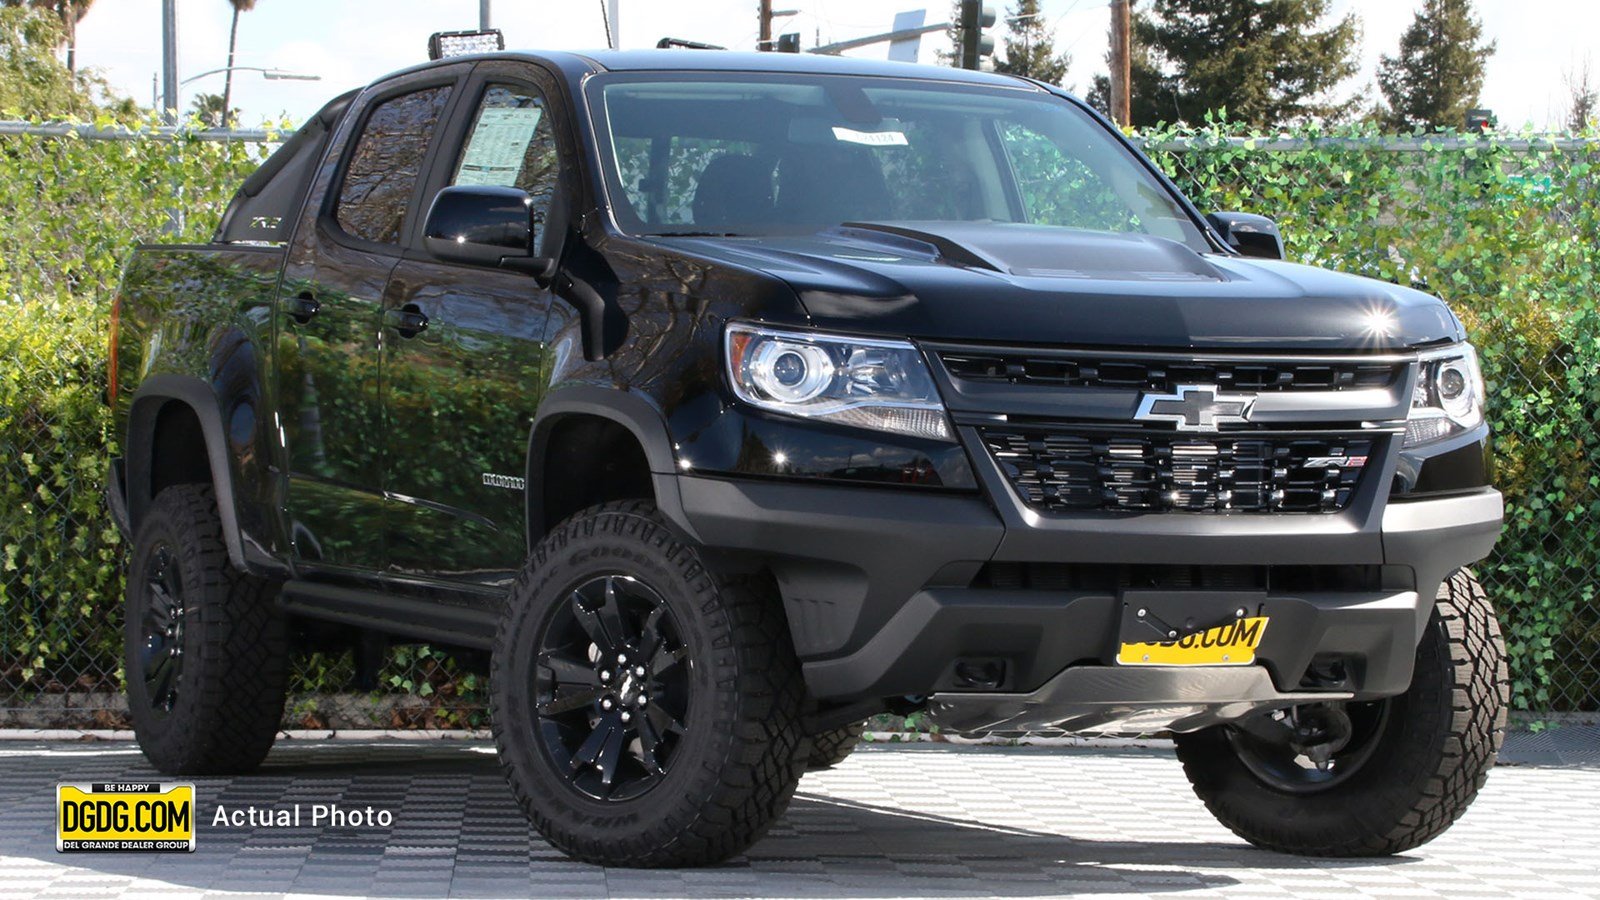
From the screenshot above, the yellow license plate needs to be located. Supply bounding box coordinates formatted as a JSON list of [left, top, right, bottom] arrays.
[[57, 782, 195, 852], [1117, 616, 1269, 666]]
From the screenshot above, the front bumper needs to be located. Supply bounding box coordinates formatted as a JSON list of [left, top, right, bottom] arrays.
[[671, 465, 1500, 710]]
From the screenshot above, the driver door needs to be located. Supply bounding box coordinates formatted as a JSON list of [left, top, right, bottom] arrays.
[[379, 63, 568, 591]]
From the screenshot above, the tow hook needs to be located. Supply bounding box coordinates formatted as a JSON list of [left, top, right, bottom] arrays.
[[1239, 703, 1354, 771], [1289, 704, 1353, 769]]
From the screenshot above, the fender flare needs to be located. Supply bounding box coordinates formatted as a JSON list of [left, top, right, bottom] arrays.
[[125, 374, 249, 570], [523, 384, 696, 544]]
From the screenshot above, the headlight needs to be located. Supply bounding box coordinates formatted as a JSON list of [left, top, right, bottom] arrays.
[[724, 323, 952, 441], [1405, 343, 1485, 447]]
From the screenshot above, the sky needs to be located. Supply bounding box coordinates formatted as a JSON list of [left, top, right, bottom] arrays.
[[71, 0, 1596, 130]]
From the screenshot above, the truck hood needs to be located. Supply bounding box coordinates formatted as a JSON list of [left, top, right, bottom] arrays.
[[665, 223, 1462, 351]]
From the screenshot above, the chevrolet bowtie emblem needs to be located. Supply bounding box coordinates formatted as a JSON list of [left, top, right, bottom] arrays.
[[1134, 384, 1256, 430]]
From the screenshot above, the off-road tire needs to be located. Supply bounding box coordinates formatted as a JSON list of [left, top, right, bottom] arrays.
[[808, 721, 866, 770], [491, 500, 810, 867], [125, 484, 288, 774], [1174, 568, 1508, 856]]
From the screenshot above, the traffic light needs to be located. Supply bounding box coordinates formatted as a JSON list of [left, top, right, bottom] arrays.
[[959, 0, 996, 70]]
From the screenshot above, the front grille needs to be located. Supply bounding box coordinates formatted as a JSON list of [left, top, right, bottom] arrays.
[[941, 352, 1402, 393], [982, 429, 1373, 513]]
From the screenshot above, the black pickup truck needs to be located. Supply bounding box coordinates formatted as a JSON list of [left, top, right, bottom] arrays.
[[108, 44, 1507, 867]]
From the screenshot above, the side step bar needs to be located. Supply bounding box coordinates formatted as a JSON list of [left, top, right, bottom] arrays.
[[278, 582, 498, 650]]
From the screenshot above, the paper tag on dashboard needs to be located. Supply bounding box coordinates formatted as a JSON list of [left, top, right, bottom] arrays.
[[832, 127, 909, 146]]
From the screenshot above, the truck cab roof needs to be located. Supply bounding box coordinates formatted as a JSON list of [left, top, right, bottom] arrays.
[[367, 48, 1040, 92]]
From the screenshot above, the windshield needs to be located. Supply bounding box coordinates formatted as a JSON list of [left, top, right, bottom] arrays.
[[591, 72, 1208, 250]]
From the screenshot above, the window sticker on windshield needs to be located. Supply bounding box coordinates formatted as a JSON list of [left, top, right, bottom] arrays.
[[456, 107, 543, 186], [831, 126, 908, 147]]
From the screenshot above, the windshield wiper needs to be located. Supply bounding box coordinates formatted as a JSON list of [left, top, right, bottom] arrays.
[[640, 231, 748, 237]]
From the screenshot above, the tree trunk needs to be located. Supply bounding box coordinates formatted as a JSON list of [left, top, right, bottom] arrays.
[[221, 6, 241, 127], [65, 11, 76, 74]]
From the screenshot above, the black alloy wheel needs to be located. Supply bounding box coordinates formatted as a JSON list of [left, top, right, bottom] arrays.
[[139, 543, 187, 713], [532, 574, 691, 801], [1226, 699, 1391, 794]]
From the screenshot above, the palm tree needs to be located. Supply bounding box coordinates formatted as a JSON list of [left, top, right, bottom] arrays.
[[0, 0, 95, 73], [220, 0, 257, 128], [190, 91, 230, 127]]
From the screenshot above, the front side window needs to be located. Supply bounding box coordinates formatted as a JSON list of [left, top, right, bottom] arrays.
[[593, 74, 1206, 250], [335, 85, 452, 245], [450, 84, 562, 248]]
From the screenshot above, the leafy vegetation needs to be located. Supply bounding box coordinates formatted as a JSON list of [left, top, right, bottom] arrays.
[[0, 5, 131, 120], [0, 0, 96, 75]]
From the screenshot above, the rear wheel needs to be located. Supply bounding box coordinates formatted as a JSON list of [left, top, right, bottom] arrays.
[[491, 501, 809, 867], [125, 484, 288, 774], [1174, 569, 1507, 856]]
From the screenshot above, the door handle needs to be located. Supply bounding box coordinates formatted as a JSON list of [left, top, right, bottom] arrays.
[[386, 303, 430, 339], [289, 292, 320, 324]]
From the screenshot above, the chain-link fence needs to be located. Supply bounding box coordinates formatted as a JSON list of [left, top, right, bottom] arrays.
[[1, 122, 1596, 729]]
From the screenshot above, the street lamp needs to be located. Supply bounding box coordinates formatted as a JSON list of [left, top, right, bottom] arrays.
[[180, 65, 321, 86], [174, 66, 321, 127]]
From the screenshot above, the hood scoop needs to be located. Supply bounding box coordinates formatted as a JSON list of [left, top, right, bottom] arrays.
[[834, 221, 1226, 283]]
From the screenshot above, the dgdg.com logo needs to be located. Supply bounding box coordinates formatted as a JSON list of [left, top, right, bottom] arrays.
[[57, 782, 195, 852]]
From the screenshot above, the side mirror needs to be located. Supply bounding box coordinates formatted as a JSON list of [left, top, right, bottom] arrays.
[[1206, 212, 1285, 261], [423, 185, 555, 280]]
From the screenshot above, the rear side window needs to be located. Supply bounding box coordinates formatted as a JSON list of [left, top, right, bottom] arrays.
[[335, 85, 452, 245]]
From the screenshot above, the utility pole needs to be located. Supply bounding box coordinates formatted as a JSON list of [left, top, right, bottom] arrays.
[[479, 0, 491, 30], [759, 0, 773, 50], [1109, 0, 1131, 126], [161, 0, 179, 124], [608, 0, 621, 48]]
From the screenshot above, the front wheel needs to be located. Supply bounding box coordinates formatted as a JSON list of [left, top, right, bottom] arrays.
[[808, 720, 867, 771], [490, 501, 809, 867], [1174, 569, 1508, 857]]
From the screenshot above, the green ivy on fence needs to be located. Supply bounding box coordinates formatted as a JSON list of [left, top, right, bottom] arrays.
[[0, 118, 1596, 722]]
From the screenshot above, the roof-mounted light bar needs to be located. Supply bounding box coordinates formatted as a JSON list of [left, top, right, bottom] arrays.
[[428, 29, 505, 60], [656, 37, 726, 50]]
